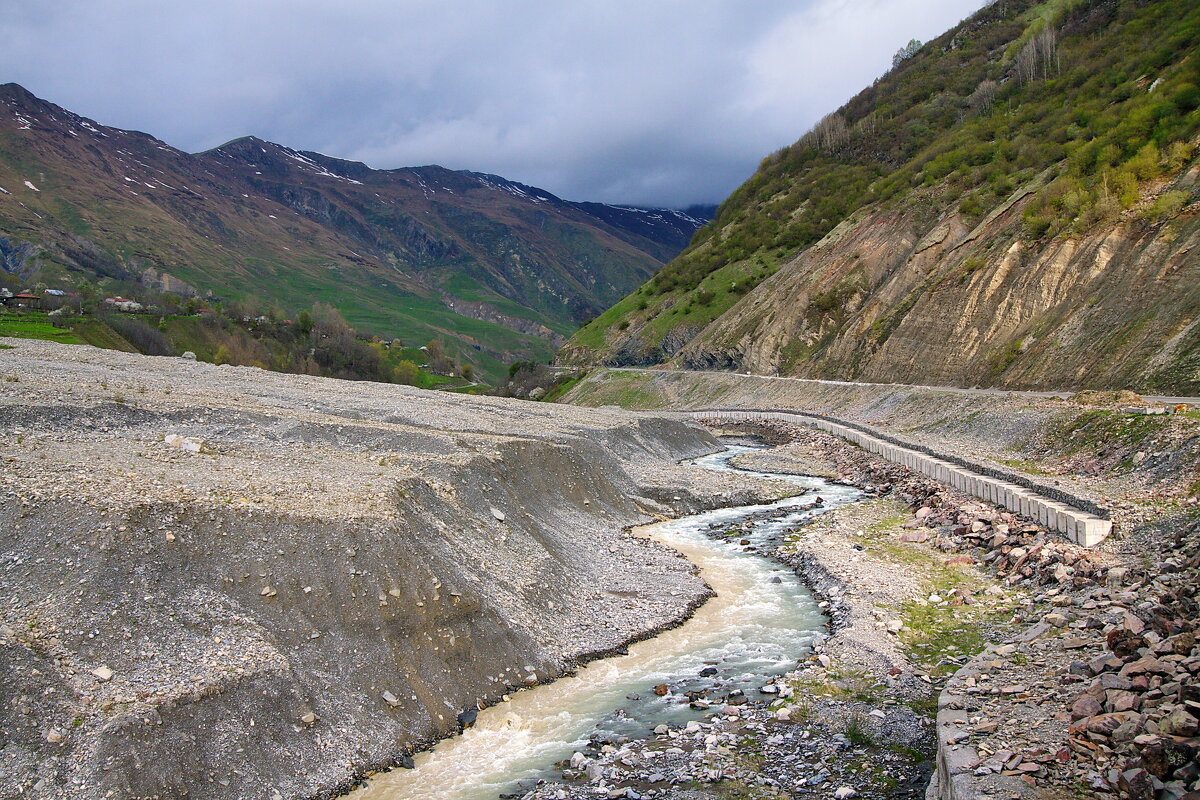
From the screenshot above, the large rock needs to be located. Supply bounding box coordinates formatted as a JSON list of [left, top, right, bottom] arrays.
[[1161, 707, 1199, 737]]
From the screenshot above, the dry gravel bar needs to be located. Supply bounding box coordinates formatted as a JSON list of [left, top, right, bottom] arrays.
[[0, 339, 792, 800]]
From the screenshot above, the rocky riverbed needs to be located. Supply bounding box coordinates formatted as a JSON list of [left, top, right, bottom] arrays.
[[519, 420, 1199, 800]]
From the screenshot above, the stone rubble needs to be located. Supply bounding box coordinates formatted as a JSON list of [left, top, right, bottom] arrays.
[[524, 420, 1198, 800]]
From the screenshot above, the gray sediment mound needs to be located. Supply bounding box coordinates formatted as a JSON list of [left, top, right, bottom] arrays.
[[0, 339, 785, 800]]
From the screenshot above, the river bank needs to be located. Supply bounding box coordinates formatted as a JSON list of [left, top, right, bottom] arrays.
[[719, 421, 1200, 800], [345, 446, 858, 800], [517, 431, 992, 800], [518, 418, 1200, 800]]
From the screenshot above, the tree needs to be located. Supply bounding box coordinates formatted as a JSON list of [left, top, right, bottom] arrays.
[[310, 301, 353, 343], [296, 309, 313, 335], [968, 79, 998, 115], [810, 113, 849, 152], [424, 338, 453, 374], [1016, 27, 1058, 85], [892, 39, 922, 69], [393, 360, 420, 385]]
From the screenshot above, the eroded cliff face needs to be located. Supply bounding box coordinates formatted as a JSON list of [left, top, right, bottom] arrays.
[[678, 166, 1200, 393], [0, 340, 748, 800]]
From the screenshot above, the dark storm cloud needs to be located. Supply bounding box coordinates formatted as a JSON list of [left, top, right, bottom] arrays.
[[1, 0, 983, 207]]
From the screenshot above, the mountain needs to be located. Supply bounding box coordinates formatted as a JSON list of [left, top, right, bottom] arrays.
[[0, 83, 710, 379], [560, 0, 1200, 394]]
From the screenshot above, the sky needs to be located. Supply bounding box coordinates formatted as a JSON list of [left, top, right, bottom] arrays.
[[1, 0, 985, 208]]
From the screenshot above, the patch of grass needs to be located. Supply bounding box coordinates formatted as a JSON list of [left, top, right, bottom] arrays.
[[445, 382, 490, 395], [565, 371, 667, 409], [787, 694, 814, 722], [705, 776, 789, 800], [996, 457, 1053, 476], [541, 375, 582, 402], [71, 318, 138, 352], [0, 312, 84, 344], [844, 711, 874, 746], [1050, 408, 1174, 457], [778, 338, 817, 373], [899, 604, 992, 676], [866, 512, 910, 533], [853, 500, 1014, 676], [906, 694, 939, 718], [857, 529, 932, 569], [785, 668, 882, 705]]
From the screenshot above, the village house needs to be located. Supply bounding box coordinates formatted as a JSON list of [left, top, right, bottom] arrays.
[[1, 293, 42, 310]]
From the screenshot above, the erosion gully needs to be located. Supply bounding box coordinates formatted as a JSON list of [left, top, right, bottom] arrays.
[[349, 442, 864, 800]]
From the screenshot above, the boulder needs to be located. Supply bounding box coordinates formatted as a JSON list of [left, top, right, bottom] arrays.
[[1160, 707, 1199, 737]]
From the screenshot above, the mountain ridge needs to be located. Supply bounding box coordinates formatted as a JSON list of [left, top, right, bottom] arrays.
[[0, 82, 710, 378], [559, 0, 1200, 394]]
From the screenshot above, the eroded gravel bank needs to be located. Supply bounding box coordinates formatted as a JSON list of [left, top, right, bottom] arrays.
[[0, 340, 800, 800]]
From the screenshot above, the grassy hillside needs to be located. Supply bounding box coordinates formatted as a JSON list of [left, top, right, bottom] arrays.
[[0, 306, 475, 391], [563, 0, 1200, 392], [0, 87, 708, 382]]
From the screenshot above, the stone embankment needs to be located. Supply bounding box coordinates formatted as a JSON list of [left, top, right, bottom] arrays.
[[0, 339, 793, 800], [692, 410, 1112, 546], [562, 367, 1200, 522], [724, 419, 1200, 800], [522, 417, 1198, 800]]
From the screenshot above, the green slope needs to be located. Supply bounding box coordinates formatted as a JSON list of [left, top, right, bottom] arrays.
[[563, 0, 1200, 384], [0, 87, 708, 382]]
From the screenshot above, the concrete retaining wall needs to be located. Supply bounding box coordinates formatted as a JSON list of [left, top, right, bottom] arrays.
[[693, 409, 1111, 547]]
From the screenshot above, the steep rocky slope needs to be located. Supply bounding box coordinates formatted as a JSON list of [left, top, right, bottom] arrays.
[[0, 83, 708, 376], [678, 169, 1200, 391], [561, 0, 1200, 394], [0, 338, 781, 800]]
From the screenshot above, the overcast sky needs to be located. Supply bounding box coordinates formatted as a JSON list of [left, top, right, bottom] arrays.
[[2, 0, 983, 207]]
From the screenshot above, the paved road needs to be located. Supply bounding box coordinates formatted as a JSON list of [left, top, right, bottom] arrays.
[[611, 366, 1200, 407]]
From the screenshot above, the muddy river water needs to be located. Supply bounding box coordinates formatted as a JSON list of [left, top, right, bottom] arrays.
[[349, 445, 863, 800]]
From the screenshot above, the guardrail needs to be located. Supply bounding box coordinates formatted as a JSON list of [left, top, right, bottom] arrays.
[[693, 409, 1112, 547]]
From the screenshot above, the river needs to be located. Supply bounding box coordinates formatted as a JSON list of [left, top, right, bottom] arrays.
[[348, 444, 862, 800]]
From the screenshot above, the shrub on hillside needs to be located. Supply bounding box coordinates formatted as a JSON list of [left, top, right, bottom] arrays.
[[102, 313, 175, 356]]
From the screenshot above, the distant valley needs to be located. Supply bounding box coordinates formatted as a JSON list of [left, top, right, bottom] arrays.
[[0, 83, 711, 379]]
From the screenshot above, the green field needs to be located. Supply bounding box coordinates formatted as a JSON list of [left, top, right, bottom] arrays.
[[0, 313, 85, 345]]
